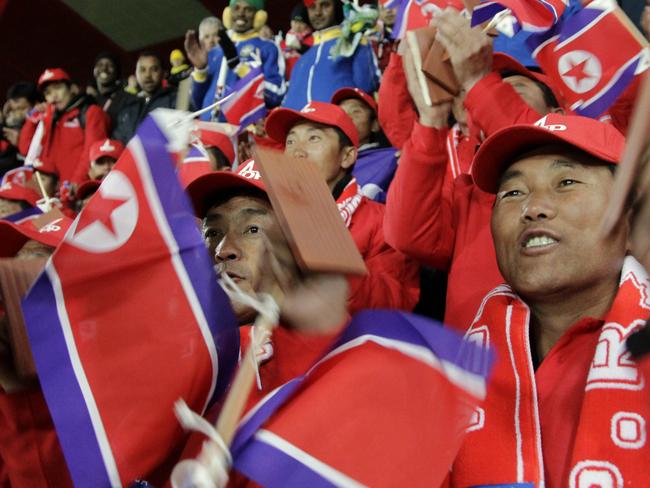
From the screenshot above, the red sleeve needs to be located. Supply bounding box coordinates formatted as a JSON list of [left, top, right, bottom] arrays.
[[464, 72, 544, 142], [18, 117, 39, 156], [347, 201, 421, 314], [73, 106, 110, 183], [384, 122, 455, 271], [377, 52, 418, 149], [0, 387, 73, 487]]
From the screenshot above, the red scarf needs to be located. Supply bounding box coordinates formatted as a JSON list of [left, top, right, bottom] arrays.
[[336, 178, 363, 228], [452, 256, 650, 486]]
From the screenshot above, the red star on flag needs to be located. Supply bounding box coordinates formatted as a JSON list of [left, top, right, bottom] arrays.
[[75, 191, 130, 236], [562, 58, 592, 88]]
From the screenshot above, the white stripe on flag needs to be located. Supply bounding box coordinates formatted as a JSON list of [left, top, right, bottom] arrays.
[[47, 265, 123, 488], [317, 334, 488, 400], [130, 137, 219, 412], [255, 430, 366, 488]]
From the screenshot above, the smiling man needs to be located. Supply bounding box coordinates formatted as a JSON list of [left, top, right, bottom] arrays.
[[450, 114, 650, 486], [185, 0, 286, 121]]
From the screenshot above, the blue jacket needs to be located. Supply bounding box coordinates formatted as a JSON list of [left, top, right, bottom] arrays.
[[282, 26, 380, 110], [191, 30, 286, 121]]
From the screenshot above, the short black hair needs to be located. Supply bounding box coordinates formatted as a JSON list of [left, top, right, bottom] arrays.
[[7, 82, 39, 104], [137, 51, 164, 68], [500, 70, 559, 110]]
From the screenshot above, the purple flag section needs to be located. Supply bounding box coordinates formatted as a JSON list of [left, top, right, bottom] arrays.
[[21, 113, 240, 487], [221, 67, 267, 134], [231, 310, 494, 487]]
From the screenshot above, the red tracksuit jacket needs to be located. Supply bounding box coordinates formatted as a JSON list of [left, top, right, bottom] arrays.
[[346, 196, 420, 314], [384, 70, 548, 331], [18, 99, 109, 185]]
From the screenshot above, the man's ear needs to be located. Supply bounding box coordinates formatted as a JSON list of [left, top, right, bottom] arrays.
[[340, 146, 357, 170], [551, 106, 565, 115]]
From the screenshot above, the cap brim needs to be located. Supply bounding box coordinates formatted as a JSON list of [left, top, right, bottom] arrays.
[[472, 124, 620, 194], [186, 172, 267, 218], [265, 108, 310, 144]]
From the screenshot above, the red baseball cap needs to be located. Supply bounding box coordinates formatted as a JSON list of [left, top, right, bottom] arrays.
[[0, 167, 41, 207], [186, 159, 267, 218], [472, 114, 625, 194], [199, 130, 236, 165], [0, 208, 72, 257], [89, 139, 124, 163], [493, 53, 565, 108], [330, 87, 377, 113], [37, 68, 71, 91], [265, 101, 360, 148]]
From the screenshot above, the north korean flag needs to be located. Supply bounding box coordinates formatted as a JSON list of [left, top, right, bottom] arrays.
[[392, 0, 465, 39], [21, 111, 240, 487], [221, 67, 267, 133], [471, 0, 567, 32], [229, 310, 494, 487], [531, 1, 650, 117], [177, 142, 213, 188]]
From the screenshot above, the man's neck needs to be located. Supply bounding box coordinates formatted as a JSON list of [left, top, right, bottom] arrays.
[[97, 82, 117, 96], [527, 275, 619, 361]]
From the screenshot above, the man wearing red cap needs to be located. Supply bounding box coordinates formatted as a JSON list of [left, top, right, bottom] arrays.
[[265, 101, 419, 314], [331, 87, 397, 202], [77, 138, 124, 182], [18, 68, 110, 188], [0, 167, 41, 218], [448, 114, 650, 486], [383, 10, 564, 332]]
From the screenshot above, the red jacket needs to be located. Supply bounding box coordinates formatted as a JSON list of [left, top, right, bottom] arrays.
[[346, 195, 420, 314], [377, 52, 417, 149], [18, 97, 109, 184], [384, 73, 547, 331], [0, 387, 73, 487]]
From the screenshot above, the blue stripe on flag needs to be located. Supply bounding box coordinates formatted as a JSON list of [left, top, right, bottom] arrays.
[[22, 269, 113, 487], [235, 432, 343, 488], [2, 206, 42, 223]]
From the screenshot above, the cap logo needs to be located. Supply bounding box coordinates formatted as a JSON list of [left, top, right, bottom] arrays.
[[0, 182, 12, 191], [301, 104, 316, 113], [39, 218, 63, 233], [238, 160, 261, 180], [99, 140, 115, 152], [42, 70, 54, 80], [534, 116, 567, 132]]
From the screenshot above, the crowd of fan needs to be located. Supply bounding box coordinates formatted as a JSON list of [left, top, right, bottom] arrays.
[[2, 0, 650, 486]]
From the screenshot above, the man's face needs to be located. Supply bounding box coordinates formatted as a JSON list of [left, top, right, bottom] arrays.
[[136, 56, 163, 95], [93, 58, 118, 87], [4, 97, 32, 127], [285, 121, 355, 188], [290, 19, 309, 34], [203, 194, 297, 324], [231, 1, 256, 33], [89, 156, 117, 181], [338, 98, 376, 146], [503, 75, 553, 116], [43, 82, 73, 112], [307, 0, 337, 31], [199, 24, 221, 51], [491, 147, 627, 301]]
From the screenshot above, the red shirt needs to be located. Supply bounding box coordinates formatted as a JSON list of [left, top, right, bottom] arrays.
[[536, 317, 602, 487]]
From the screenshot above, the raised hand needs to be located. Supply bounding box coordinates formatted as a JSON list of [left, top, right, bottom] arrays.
[[184, 30, 208, 70]]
